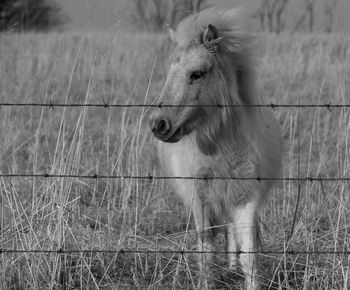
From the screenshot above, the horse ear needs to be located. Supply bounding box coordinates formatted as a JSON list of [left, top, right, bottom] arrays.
[[201, 23, 218, 44], [169, 28, 177, 43]]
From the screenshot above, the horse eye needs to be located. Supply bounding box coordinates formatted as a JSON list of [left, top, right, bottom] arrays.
[[190, 71, 206, 82]]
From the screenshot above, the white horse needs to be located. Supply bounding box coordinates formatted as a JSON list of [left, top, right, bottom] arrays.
[[150, 8, 282, 290]]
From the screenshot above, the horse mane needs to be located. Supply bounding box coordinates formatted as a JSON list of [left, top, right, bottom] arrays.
[[173, 8, 264, 156]]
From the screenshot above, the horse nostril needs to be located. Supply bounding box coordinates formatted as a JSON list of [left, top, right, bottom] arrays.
[[155, 118, 171, 136]]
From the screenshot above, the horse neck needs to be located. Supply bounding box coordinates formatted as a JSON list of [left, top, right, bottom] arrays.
[[195, 105, 251, 157]]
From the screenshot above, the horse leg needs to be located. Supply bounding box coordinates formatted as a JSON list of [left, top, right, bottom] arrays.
[[191, 196, 214, 289], [234, 201, 259, 290], [226, 222, 238, 270]]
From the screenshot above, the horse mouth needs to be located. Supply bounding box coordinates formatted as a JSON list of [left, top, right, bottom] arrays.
[[164, 126, 184, 143]]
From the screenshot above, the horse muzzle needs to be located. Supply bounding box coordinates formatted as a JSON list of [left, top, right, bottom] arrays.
[[150, 117, 184, 143]]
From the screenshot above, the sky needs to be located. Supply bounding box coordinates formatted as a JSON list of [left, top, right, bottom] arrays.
[[59, 0, 350, 32]]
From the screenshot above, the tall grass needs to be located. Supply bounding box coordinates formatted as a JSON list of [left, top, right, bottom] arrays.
[[0, 31, 349, 289]]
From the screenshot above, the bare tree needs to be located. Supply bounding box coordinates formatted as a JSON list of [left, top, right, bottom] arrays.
[[132, 0, 207, 32], [324, 0, 339, 33], [0, 0, 67, 32], [293, 11, 307, 32], [252, 0, 289, 33], [181, 0, 203, 13], [251, 2, 267, 31], [265, 0, 278, 33], [275, 0, 289, 34], [133, 0, 167, 31], [306, 0, 316, 32], [294, 0, 316, 32], [169, 0, 204, 26]]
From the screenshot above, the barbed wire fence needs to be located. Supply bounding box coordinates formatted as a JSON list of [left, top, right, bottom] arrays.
[[1, 101, 350, 257], [0, 102, 345, 109]]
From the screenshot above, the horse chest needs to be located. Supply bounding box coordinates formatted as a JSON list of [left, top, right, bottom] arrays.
[[159, 135, 260, 209], [167, 137, 213, 177]]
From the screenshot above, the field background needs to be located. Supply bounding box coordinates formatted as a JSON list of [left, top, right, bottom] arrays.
[[0, 28, 350, 289]]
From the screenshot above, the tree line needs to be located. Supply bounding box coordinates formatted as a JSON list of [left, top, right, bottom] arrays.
[[0, 0, 342, 33], [249, 0, 339, 33], [132, 0, 341, 34], [0, 0, 66, 32], [131, 0, 206, 32]]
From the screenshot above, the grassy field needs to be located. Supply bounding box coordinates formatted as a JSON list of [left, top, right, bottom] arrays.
[[0, 30, 350, 289]]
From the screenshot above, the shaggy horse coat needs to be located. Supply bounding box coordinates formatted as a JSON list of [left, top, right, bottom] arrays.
[[150, 8, 282, 290]]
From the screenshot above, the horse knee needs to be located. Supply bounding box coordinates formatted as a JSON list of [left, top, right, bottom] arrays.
[[234, 202, 257, 248]]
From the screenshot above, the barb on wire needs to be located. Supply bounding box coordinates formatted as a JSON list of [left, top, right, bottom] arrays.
[[0, 102, 349, 109], [0, 173, 349, 182], [0, 248, 349, 255]]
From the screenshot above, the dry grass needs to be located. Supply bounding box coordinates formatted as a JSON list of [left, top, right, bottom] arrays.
[[0, 30, 350, 289]]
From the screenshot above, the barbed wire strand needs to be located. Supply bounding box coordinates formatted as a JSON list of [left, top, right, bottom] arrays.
[[0, 173, 349, 182], [0, 249, 349, 255], [0, 102, 346, 109]]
